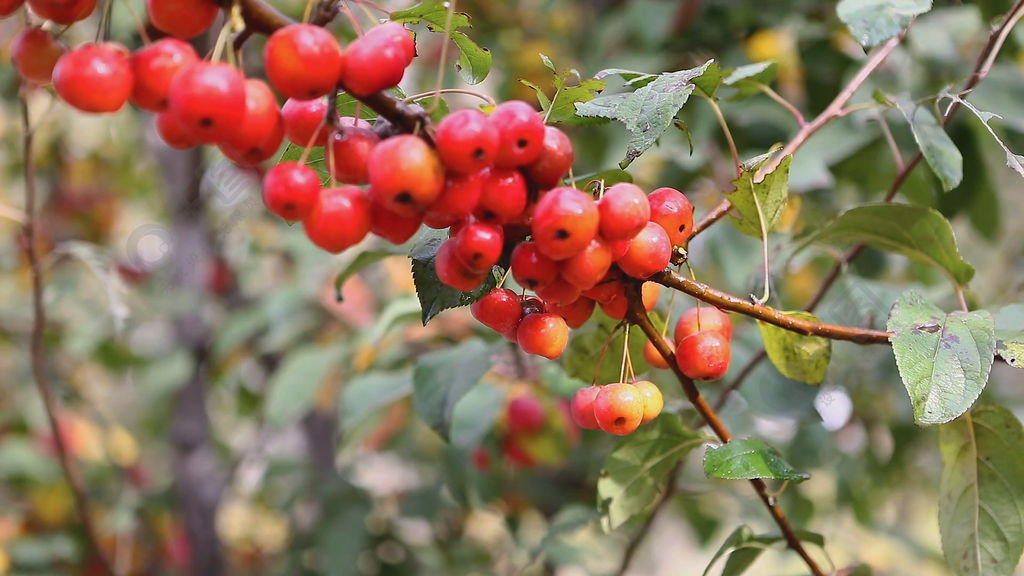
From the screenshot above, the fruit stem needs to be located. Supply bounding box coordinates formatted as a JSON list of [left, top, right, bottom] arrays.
[[591, 322, 625, 385], [403, 89, 496, 107], [120, 0, 151, 44], [95, 0, 116, 43], [210, 20, 236, 64], [618, 326, 629, 384], [353, 0, 380, 22], [684, 261, 702, 332], [496, 266, 512, 288], [749, 184, 771, 305], [753, 81, 805, 127], [302, 0, 317, 23], [700, 94, 740, 179], [423, 0, 457, 115], [339, 0, 365, 35]]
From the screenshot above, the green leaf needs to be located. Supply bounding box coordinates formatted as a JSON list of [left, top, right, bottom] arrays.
[[264, 343, 347, 427], [704, 526, 826, 576], [938, 403, 1024, 576], [279, 144, 329, 185], [597, 414, 706, 531], [757, 311, 832, 385], [0, 438, 60, 481], [722, 61, 778, 101], [939, 91, 1024, 179], [449, 382, 505, 449], [725, 155, 792, 238], [571, 168, 633, 189], [391, 4, 492, 85], [837, 0, 933, 47], [797, 203, 975, 286], [539, 53, 555, 72], [895, 99, 963, 192], [519, 78, 552, 111], [693, 62, 724, 98], [704, 526, 757, 576], [615, 61, 712, 167], [574, 93, 629, 122], [549, 78, 608, 125], [564, 310, 649, 385], [993, 304, 1024, 368], [997, 336, 1023, 368], [413, 338, 492, 442], [887, 291, 996, 426], [703, 439, 810, 483], [212, 308, 267, 359], [340, 370, 413, 433], [593, 68, 659, 88], [410, 230, 499, 325], [334, 248, 406, 302]]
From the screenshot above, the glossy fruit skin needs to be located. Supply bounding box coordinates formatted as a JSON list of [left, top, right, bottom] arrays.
[[366, 21, 415, 64], [506, 395, 545, 435], [281, 98, 328, 147], [264, 24, 344, 100], [531, 187, 599, 261], [535, 275, 581, 306], [474, 168, 528, 224], [471, 288, 521, 334], [427, 172, 483, 223], [368, 135, 445, 216], [648, 187, 694, 246], [593, 383, 644, 435], [53, 43, 132, 114], [520, 296, 547, 317], [0, 0, 24, 17], [168, 62, 246, 144], [510, 241, 558, 291], [145, 0, 218, 39], [262, 162, 321, 221], [339, 32, 406, 97], [28, 0, 95, 24], [570, 386, 601, 430], [643, 338, 672, 370], [370, 202, 422, 244], [581, 268, 624, 304], [435, 109, 500, 174], [676, 330, 731, 381], [632, 381, 664, 424], [435, 240, 486, 291], [600, 281, 659, 321], [128, 38, 198, 112], [489, 101, 546, 168], [524, 126, 574, 188], [550, 297, 595, 329], [329, 127, 380, 185], [674, 306, 732, 343], [517, 313, 570, 359], [11, 27, 65, 85], [452, 222, 503, 272], [598, 183, 650, 242], [560, 237, 612, 290], [221, 79, 284, 166], [616, 221, 672, 278], [155, 112, 198, 149], [302, 186, 371, 253]]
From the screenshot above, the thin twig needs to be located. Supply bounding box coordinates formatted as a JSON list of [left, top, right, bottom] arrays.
[[703, 95, 741, 178], [875, 110, 904, 171], [754, 81, 805, 127], [623, 282, 825, 576], [20, 92, 115, 576]]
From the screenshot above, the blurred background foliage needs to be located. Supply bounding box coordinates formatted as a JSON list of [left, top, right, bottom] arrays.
[[0, 0, 1023, 574]]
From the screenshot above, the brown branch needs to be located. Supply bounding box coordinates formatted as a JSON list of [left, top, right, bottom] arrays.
[[650, 270, 893, 344], [712, 0, 1024, 405], [689, 33, 905, 241], [623, 281, 825, 576], [20, 93, 115, 575]]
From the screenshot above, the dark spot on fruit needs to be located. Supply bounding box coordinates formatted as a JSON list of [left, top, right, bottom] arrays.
[[199, 117, 214, 128], [555, 229, 570, 240], [516, 138, 529, 149], [395, 192, 414, 204], [473, 147, 486, 160], [308, 88, 320, 98], [482, 210, 496, 221], [283, 202, 295, 212], [524, 279, 537, 288], [614, 417, 626, 426], [158, 98, 168, 109], [679, 224, 686, 232]]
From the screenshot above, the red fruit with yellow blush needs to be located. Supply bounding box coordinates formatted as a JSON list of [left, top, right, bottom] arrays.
[[474, 168, 528, 224], [517, 313, 569, 359], [281, 98, 329, 147], [597, 183, 650, 242], [551, 297, 595, 329], [570, 386, 601, 430], [643, 337, 673, 370], [145, 0, 218, 39], [168, 61, 246, 143], [593, 383, 644, 435], [489, 100, 546, 168], [370, 203, 422, 244], [535, 275, 582, 306], [220, 78, 284, 166], [676, 330, 731, 381], [262, 162, 320, 221], [471, 288, 521, 334], [633, 380, 664, 424], [615, 221, 672, 278], [561, 237, 613, 290], [264, 24, 344, 100], [451, 222, 503, 272], [53, 43, 132, 114], [674, 306, 732, 343], [435, 109, 500, 174], [531, 186, 599, 261], [434, 241, 487, 292], [11, 27, 65, 85], [525, 126, 575, 188], [329, 127, 380, 185], [648, 187, 694, 247], [368, 135, 445, 216], [426, 171, 484, 223], [129, 38, 198, 112], [510, 242, 558, 291], [302, 186, 372, 253]]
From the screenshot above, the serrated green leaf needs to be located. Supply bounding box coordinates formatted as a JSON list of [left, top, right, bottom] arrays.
[[837, 0, 932, 47], [887, 291, 996, 426], [798, 203, 975, 286], [693, 62, 724, 98], [413, 338, 492, 442], [597, 414, 706, 531], [726, 155, 792, 238], [574, 93, 628, 123], [391, 4, 491, 84], [341, 370, 413, 432], [594, 68, 659, 88], [757, 311, 832, 385], [723, 61, 778, 101], [703, 439, 810, 482], [939, 91, 1024, 179], [564, 309, 648, 385], [895, 99, 963, 191], [264, 343, 348, 427], [519, 78, 552, 111], [549, 78, 607, 125], [334, 248, 406, 302], [616, 61, 712, 167], [449, 382, 505, 449], [939, 403, 1024, 575], [410, 230, 498, 325], [279, 144, 329, 184]]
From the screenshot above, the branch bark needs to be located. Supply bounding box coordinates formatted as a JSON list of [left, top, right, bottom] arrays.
[[623, 281, 825, 576], [21, 91, 115, 576]]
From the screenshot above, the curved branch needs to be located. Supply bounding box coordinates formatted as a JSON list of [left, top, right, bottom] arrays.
[[623, 281, 825, 576], [649, 270, 893, 344]]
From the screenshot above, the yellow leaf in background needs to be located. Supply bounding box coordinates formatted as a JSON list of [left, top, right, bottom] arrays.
[[29, 484, 74, 528], [775, 195, 802, 234], [0, 548, 9, 575], [106, 425, 139, 468], [352, 343, 376, 374]]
